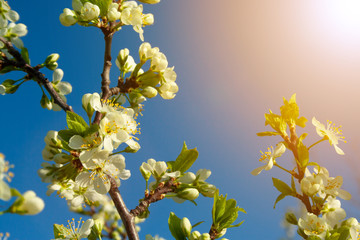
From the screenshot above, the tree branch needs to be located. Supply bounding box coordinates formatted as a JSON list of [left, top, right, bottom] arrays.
[[0, 37, 73, 112], [130, 178, 178, 217], [108, 176, 139, 240], [93, 26, 115, 124]]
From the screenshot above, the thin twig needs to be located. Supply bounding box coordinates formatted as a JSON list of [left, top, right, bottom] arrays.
[[130, 178, 178, 217], [0, 37, 73, 112]]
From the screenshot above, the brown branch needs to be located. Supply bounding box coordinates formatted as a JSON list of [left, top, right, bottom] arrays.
[[130, 178, 178, 217], [108, 176, 139, 240], [93, 25, 115, 124], [0, 37, 73, 112]]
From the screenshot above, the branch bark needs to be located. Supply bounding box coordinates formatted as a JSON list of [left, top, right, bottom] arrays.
[[108, 177, 139, 240], [130, 178, 178, 217], [93, 26, 114, 124], [0, 37, 73, 112]]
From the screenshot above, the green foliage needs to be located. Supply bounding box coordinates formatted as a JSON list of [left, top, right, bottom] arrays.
[[297, 133, 309, 168], [66, 111, 89, 135], [167, 142, 199, 173], [168, 212, 187, 240], [272, 178, 296, 208], [212, 190, 245, 233], [20, 47, 30, 64], [256, 131, 281, 137]]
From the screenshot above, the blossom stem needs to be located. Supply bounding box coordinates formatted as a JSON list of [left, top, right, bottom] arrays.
[[308, 139, 326, 150], [274, 163, 294, 176]]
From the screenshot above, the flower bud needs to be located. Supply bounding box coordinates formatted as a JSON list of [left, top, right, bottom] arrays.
[[107, 3, 121, 21], [45, 53, 60, 64], [53, 153, 71, 164], [189, 231, 201, 240], [151, 52, 168, 72], [82, 93, 95, 116], [285, 212, 298, 225], [129, 92, 146, 105], [46, 61, 58, 70], [300, 175, 322, 196], [116, 48, 136, 73], [44, 130, 59, 146], [177, 188, 199, 201], [199, 233, 211, 240], [180, 217, 192, 237], [16, 191, 45, 215], [141, 86, 157, 98], [59, 8, 77, 27], [80, 2, 100, 21], [137, 71, 162, 87], [140, 163, 152, 181], [199, 183, 216, 197], [217, 229, 227, 238], [142, 13, 154, 25], [40, 94, 53, 110]]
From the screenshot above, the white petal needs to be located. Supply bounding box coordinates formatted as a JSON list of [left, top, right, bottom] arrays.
[[75, 172, 93, 188], [94, 176, 110, 194], [53, 69, 64, 83], [251, 165, 266, 176], [334, 145, 345, 155], [0, 180, 11, 201], [57, 82, 72, 95], [78, 219, 94, 238], [69, 135, 85, 149]]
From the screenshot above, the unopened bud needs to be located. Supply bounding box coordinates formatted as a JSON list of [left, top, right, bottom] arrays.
[[199, 233, 211, 240], [45, 53, 60, 64], [141, 86, 157, 98], [180, 217, 192, 237], [177, 188, 199, 201], [285, 212, 298, 225], [189, 231, 201, 240], [53, 153, 71, 164], [40, 94, 53, 110]]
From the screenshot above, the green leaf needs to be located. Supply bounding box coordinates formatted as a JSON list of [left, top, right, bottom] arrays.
[[291, 176, 296, 192], [169, 142, 199, 173], [0, 66, 17, 74], [337, 227, 350, 240], [272, 178, 293, 195], [297, 133, 309, 168], [66, 111, 88, 135], [58, 129, 78, 142], [83, 124, 99, 137], [256, 131, 281, 137], [191, 221, 204, 229], [273, 193, 286, 209], [87, 227, 97, 240], [21, 47, 30, 64], [168, 212, 187, 240]]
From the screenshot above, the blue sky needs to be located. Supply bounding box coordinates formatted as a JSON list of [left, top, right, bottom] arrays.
[[1, 1, 360, 240]]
